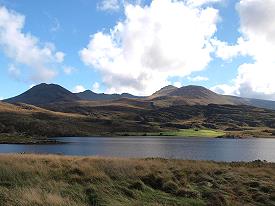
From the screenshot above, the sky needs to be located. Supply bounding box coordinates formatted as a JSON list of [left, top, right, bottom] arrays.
[[0, 0, 275, 100]]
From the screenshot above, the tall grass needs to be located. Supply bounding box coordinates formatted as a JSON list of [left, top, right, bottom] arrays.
[[0, 154, 274, 205]]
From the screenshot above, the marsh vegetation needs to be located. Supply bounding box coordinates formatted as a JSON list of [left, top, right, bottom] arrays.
[[0, 154, 274, 205]]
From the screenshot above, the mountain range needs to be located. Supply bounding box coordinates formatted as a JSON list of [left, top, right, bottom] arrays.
[[2, 83, 275, 139], [4, 83, 275, 110]]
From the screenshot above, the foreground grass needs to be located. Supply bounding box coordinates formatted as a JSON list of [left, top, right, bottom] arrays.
[[118, 129, 226, 138], [0, 154, 274, 205]]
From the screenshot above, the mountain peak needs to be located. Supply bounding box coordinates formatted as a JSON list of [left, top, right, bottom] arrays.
[[4, 83, 79, 105], [150, 85, 178, 98]]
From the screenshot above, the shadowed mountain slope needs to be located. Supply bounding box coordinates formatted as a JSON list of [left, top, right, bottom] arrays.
[[4, 83, 80, 105]]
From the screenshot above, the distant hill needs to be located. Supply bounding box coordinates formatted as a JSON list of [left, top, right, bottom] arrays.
[[150, 85, 178, 98], [149, 85, 239, 106], [76, 90, 143, 101], [148, 85, 275, 110], [4, 83, 275, 111], [4, 83, 80, 105]]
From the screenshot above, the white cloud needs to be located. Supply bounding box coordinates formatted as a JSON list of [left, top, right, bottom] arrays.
[[97, 0, 120, 11], [73, 85, 86, 93], [188, 75, 209, 82], [173, 81, 182, 88], [212, 0, 275, 100], [55, 52, 65, 63], [186, 0, 223, 7], [211, 84, 238, 96], [63, 66, 76, 75], [80, 0, 219, 95], [0, 6, 64, 82], [8, 64, 21, 80], [29, 84, 35, 88], [92, 82, 100, 93]]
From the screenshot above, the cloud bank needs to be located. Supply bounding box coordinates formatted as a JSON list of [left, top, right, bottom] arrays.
[[212, 0, 275, 100], [81, 0, 219, 95], [0, 6, 64, 82]]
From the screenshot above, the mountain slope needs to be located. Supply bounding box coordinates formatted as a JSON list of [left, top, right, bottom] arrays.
[[76, 90, 143, 101], [4, 83, 275, 111], [149, 85, 241, 106], [150, 85, 178, 99], [149, 85, 275, 109], [4, 83, 80, 105]]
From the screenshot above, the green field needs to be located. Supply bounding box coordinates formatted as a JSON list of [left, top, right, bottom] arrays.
[[119, 129, 225, 138], [0, 154, 274, 206], [156, 129, 225, 137]]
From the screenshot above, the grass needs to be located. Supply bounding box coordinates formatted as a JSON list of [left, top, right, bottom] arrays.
[[118, 129, 226, 138], [1, 101, 275, 139], [0, 154, 274, 205], [158, 129, 225, 138], [0, 134, 59, 144]]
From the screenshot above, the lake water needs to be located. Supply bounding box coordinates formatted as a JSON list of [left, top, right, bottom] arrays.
[[1, 136, 275, 162]]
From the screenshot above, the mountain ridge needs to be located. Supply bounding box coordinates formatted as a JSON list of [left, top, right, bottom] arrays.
[[76, 90, 143, 101], [3, 83, 275, 111]]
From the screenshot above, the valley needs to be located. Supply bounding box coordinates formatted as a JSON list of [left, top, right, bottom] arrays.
[[1, 83, 275, 143]]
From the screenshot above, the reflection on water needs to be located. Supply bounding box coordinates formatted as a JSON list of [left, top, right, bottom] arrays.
[[1, 136, 275, 162]]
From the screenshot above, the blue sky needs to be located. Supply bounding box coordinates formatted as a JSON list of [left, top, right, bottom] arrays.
[[0, 0, 275, 100]]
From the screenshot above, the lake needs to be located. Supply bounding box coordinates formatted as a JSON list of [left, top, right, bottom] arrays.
[[1, 136, 275, 162]]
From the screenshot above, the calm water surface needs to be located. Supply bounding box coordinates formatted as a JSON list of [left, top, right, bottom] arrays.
[[1, 137, 275, 162]]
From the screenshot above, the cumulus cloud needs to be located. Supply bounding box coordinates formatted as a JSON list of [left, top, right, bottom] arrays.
[[97, 0, 120, 11], [186, 0, 223, 7], [73, 85, 86, 93], [0, 6, 64, 82], [188, 75, 209, 82], [81, 0, 219, 95], [213, 0, 275, 100]]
